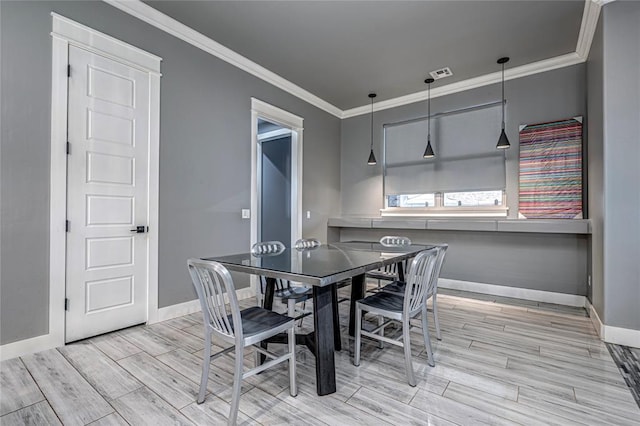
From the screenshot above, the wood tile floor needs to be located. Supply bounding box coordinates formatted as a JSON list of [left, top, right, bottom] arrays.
[[2, 288, 639, 425]]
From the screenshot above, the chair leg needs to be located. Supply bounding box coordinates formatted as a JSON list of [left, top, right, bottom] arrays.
[[298, 301, 306, 327], [402, 319, 416, 386], [421, 308, 435, 367], [287, 298, 296, 319], [377, 315, 384, 349], [228, 345, 244, 426], [354, 305, 362, 366], [198, 332, 211, 404], [288, 325, 298, 397], [432, 294, 442, 340]]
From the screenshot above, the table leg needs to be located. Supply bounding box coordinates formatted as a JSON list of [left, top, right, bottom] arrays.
[[260, 278, 276, 364], [349, 274, 366, 337], [263, 278, 276, 310], [331, 283, 341, 351], [397, 262, 405, 282], [313, 285, 336, 395]]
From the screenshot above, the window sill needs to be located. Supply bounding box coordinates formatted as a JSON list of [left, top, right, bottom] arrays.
[[327, 217, 591, 234], [380, 207, 508, 218]]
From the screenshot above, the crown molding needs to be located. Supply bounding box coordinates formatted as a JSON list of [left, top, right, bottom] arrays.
[[341, 52, 583, 119], [104, 0, 604, 121], [103, 0, 342, 118], [576, 0, 603, 59]]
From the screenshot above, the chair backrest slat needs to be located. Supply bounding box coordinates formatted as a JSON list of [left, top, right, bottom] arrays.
[[251, 241, 286, 256], [403, 248, 439, 314], [294, 238, 321, 250], [380, 235, 412, 247], [252, 241, 289, 296], [427, 244, 448, 298], [188, 259, 242, 340]]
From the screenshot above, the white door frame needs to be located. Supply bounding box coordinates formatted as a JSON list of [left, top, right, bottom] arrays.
[[49, 14, 161, 347], [250, 98, 303, 295]]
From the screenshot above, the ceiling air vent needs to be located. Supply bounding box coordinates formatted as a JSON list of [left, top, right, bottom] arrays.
[[429, 67, 453, 80]]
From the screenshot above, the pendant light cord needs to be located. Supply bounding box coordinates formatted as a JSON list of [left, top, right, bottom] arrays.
[[370, 97, 374, 150], [427, 83, 431, 141], [501, 62, 505, 130]]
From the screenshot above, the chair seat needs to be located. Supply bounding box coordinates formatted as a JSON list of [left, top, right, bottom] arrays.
[[232, 306, 294, 337], [358, 291, 405, 313], [380, 280, 406, 295]]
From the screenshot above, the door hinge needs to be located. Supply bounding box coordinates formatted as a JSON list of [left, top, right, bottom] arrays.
[[67, 64, 71, 77], [65, 298, 69, 311], [66, 141, 70, 155], [65, 220, 70, 232]]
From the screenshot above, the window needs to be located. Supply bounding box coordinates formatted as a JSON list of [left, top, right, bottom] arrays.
[[387, 193, 436, 208], [383, 190, 507, 217], [381, 102, 508, 217], [443, 190, 503, 207]]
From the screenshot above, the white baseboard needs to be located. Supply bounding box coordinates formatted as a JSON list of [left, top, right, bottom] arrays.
[[604, 325, 640, 348], [153, 287, 256, 323], [0, 333, 60, 362], [574, 298, 640, 349], [438, 278, 586, 307], [1, 288, 256, 361], [155, 299, 202, 322], [585, 299, 605, 337]]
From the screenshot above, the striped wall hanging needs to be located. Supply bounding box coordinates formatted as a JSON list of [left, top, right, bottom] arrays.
[[518, 117, 583, 219]]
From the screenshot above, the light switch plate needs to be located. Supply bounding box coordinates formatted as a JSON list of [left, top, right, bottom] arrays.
[[241, 209, 250, 219]]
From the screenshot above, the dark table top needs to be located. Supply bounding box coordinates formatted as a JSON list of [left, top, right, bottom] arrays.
[[203, 241, 435, 286]]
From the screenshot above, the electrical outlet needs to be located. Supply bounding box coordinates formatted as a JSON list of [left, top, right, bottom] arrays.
[[588, 275, 592, 287], [241, 209, 250, 219], [306, 210, 311, 219]]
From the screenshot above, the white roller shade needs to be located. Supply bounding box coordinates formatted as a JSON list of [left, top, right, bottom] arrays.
[[384, 104, 506, 194]]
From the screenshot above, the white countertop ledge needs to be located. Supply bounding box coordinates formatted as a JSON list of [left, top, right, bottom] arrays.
[[327, 217, 591, 234]]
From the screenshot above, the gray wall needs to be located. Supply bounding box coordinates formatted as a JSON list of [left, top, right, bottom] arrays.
[[0, 1, 341, 344], [339, 65, 588, 296], [340, 228, 588, 295], [600, 1, 640, 331], [261, 136, 292, 244], [341, 64, 587, 217], [587, 15, 605, 318]]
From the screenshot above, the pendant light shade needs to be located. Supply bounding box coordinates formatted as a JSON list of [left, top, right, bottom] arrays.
[[367, 149, 377, 165], [423, 78, 435, 158], [423, 141, 435, 158], [367, 93, 377, 165], [496, 57, 511, 149], [497, 129, 510, 149]]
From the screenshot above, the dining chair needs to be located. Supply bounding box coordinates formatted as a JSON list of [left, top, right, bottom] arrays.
[[365, 236, 412, 291], [188, 259, 297, 425], [252, 241, 312, 325], [294, 237, 321, 250], [250, 240, 286, 256], [380, 235, 413, 247], [381, 244, 448, 340], [354, 248, 439, 386]]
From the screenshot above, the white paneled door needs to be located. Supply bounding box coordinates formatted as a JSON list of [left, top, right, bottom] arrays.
[[65, 46, 150, 342]]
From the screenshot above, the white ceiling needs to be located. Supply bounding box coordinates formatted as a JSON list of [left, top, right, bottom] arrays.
[[126, 0, 601, 117]]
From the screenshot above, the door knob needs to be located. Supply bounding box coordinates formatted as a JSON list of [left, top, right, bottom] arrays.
[[130, 226, 147, 233]]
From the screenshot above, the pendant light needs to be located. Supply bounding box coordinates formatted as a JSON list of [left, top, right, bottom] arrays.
[[496, 57, 511, 149], [367, 93, 377, 165], [423, 78, 435, 158]]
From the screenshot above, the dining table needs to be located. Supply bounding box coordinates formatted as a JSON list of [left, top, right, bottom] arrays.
[[203, 241, 435, 396]]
